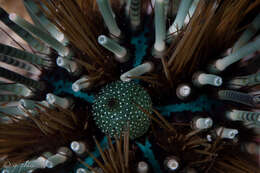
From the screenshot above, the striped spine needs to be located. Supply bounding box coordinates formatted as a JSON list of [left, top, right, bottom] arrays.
[[218, 90, 255, 107], [0, 54, 32, 71], [1, 159, 45, 173], [0, 67, 45, 91], [0, 43, 52, 67], [0, 7, 50, 54], [227, 71, 260, 89], [0, 95, 21, 102], [130, 0, 141, 29], [226, 110, 260, 122]]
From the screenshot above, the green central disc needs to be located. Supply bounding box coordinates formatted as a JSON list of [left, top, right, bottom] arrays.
[[93, 81, 152, 139]]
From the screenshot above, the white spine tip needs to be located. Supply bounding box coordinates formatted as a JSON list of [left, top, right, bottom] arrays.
[[72, 83, 80, 92], [19, 99, 36, 110], [154, 43, 166, 52], [72, 76, 91, 92], [204, 118, 213, 128], [214, 77, 223, 86], [76, 168, 87, 173], [98, 35, 107, 44], [195, 73, 223, 87], [217, 127, 239, 139], [120, 74, 131, 82], [167, 159, 179, 170], [57, 33, 65, 42], [9, 13, 17, 21], [45, 160, 54, 168], [176, 84, 192, 100], [179, 85, 191, 97], [56, 56, 80, 74], [137, 161, 149, 173], [62, 47, 70, 57], [71, 141, 80, 151], [98, 35, 127, 61], [46, 94, 55, 104], [56, 57, 65, 66], [46, 93, 71, 109], [1, 170, 9, 173], [195, 117, 213, 129], [70, 141, 86, 154], [19, 99, 27, 108]]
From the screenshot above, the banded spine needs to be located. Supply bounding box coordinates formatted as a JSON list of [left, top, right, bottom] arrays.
[[1, 157, 47, 173], [0, 54, 32, 71], [226, 110, 260, 122], [0, 7, 50, 54], [247, 72, 260, 87], [0, 43, 52, 68], [0, 95, 21, 102], [130, 0, 141, 29], [218, 90, 255, 107], [0, 67, 45, 91], [226, 72, 260, 89]]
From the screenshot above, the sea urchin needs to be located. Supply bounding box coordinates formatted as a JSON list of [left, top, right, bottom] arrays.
[[93, 81, 152, 139]]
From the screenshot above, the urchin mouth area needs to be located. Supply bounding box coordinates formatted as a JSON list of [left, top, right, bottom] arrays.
[[107, 98, 119, 110]]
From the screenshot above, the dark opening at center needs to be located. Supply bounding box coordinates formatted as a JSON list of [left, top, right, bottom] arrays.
[[107, 98, 118, 109]]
